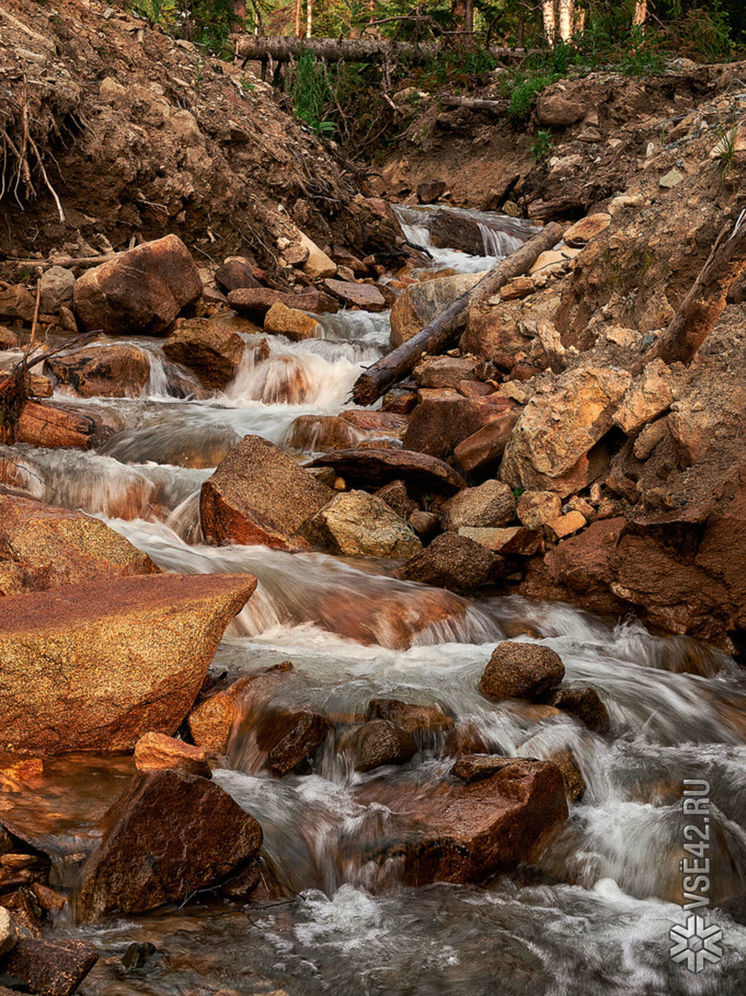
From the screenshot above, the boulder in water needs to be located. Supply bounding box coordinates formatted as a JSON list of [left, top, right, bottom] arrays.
[[134, 732, 211, 777], [427, 208, 530, 256], [0, 573, 256, 753], [263, 302, 321, 340], [337, 719, 417, 772], [308, 447, 466, 496], [78, 769, 262, 919], [396, 532, 502, 594], [73, 235, 202, 336], [227, 287, 337, 320], [162, 318, 245, 390], [366, 698, 453, 735], [544, 686, 610, 733], [305, 490, 422, 559], [200, 434, 333, 550], [480, 642, 565, 702], [286, 414, 364, 453], [322, 278, 387, 312], [0, 938, 98, 996], [390, 272, 484, 348], [44, 344, 151, 398]]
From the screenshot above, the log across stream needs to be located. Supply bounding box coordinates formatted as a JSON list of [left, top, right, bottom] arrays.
[[1, 206, 745, 995]]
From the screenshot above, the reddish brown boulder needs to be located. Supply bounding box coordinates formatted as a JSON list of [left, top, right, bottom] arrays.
[[227, 287, 337, 320], [77, 770, 262, 919], [0, 938, 97, 996], [417, 180, 446, 204], [452, 403, 521, 473], [44, 344, 151, 398], [215, 257, 260, 293], [286, 414, 364, 453], [337, 720, 417, 772], [366, 698, 453, 735], [403, 396, 499, 461], [308, 448, 466, 496], [354, 759, 567, 885], [73, 235, 202, 335], [200, 434, 332, 550], [322, 279, 386, 312], [254, 706, 332, 777], [162, 318, 245, 389], [396, 532, 502, 594], [480, 642, 565, 702], [0, 285, 35, 322], [0, 494, 157, 592], [0, 573, 256, 753], [134, 732, 211, 777], [452, 754, 517, 784], [545, 687, 610, 734]]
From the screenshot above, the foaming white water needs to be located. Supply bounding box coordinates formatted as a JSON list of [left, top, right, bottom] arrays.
[[224, 345, 362, 409], [315, 309, 392, 350], [477, 220, 524, 257]]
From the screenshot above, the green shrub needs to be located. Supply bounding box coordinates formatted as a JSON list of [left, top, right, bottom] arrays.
[[530, 128, 554, 162]]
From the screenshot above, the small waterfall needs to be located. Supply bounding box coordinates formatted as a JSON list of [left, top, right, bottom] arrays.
[[477, 221, 525, 258]]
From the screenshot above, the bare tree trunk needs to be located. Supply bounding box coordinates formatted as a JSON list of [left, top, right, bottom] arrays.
[[642, 216, 746, 367], [633, 0, 648, 27], [542, 0, 556, 46], [236, 36, 531, 65], [352, 223, 564, 406], [557, 0, 573, 42], [464, 0, 474, 34], [306, 0, 313, 39], [294, 0, 302, 38]]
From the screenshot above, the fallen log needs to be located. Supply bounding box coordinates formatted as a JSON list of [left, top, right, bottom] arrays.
[[440, 96, 507, 114], [235, 35, 529, 66], [2, 402, 97, 449], [643, 212, 746, 367], [351, 221, 564, 406]]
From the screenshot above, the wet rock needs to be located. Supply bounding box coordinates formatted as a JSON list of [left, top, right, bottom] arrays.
[[452, 754, 520, 784], [78, 770, 262, 919], [306, 490, 422, 559], [229, 287, 337, 321], [0, 494, 157, 592], [417, 180, 446, 204], [427, 209, 529, 257], [134, 732, 211, 777], [162, 318, 245, 389], [390, 272, 484, 347], [340, 410, 409, 438], [549, 748, 586, 803], [480, 642, 565, 702], [612, 359, 674, 436], [308, 447, 466, 496], [545, 687, 610, 734], [536, 91, 587, 127], [263, 302, 320, 340], [354, 759, 567, 885], [201, 434, 332, 550], [402, 396, 503, 461], [44, 344, 151, 398], [337, 720, 416, 772], [0, 573, 256, 753], [74, 235, 202, 335], [322, 279, 386, 312], [286, 414, 363, 452], [517, 490, 562, 529], [501, 366, 631, 496], [452, 404, 522, 473], [0, 907, 16, 956], [214, 257, 260, 294], [255, 706, 333, 777], [0, 938, 97, 996], [396, 532, 501, 594], [39, 266, 75, 314], [366, 699, 453, 735], [413, 355, 478, 390], [0, 285, 35, 322], [441, 480, 516, 530], [528, 247, 582, 277], [563, 213, 611, 248]]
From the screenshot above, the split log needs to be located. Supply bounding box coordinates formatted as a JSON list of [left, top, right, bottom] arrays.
[[3, 402, 97, 449], [235, 35, 528, 66], [352, 222, 563, 406], [645, 213, 746, 366]]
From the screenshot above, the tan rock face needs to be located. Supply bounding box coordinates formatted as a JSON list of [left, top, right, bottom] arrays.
[[458, 525, 542, 556], [73, 235, 202, 335], [390, 272, 484, 347], [0, 494, 157, 592], [44, 344, 151, 398], [306, 490, 422, 559], [200, 434, 332, 550], [501, 366, 632, 495], [528, 246, 582, 277], [612, 359, 674, 435], [162, 318, 245, 389], [413, 355, 478, 389], [545, 509, 587, 542], [297, 231, 337, 279], [517, 490, 562, 528], [563, 213, 611, 248], [78, 769, 262, 919], [480, 641, 565, 701], [0, 573, 256, 753], [536, 91, 587, 127], [441, 480, 516, 530], [263, 302, 321, 340]]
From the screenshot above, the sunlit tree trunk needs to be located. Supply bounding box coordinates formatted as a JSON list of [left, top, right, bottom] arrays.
[[574, 6, 585, 36], [557, 0, 573, 43], [464, 0, 474, 34], [542, 0, 556, 45], [633, 0, 648, 27], [306, 0, 313, 39], [294, 0, 302, 37]]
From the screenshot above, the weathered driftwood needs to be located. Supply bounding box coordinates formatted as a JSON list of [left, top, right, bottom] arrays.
[[235, 35, 528, 66], [351, 221, 564, 406], [2, 402, 96, 449], [645, 212, 746, 366]]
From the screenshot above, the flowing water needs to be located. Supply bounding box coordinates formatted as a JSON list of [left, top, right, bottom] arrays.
[[3, 208, 746, 995]]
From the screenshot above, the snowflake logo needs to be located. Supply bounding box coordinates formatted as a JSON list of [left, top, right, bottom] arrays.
[[669, 914, 723, 973]]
